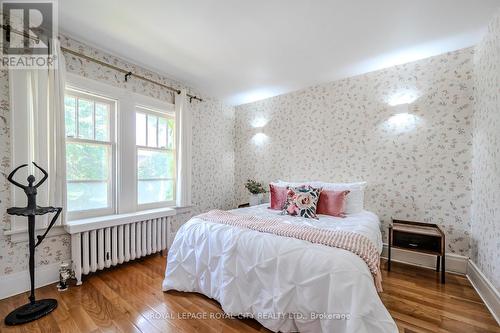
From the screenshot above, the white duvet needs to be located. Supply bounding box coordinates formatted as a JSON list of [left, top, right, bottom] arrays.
[[163, 204, 397, 333]]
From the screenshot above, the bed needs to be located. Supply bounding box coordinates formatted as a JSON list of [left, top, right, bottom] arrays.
[[163, 204, 398, 333]]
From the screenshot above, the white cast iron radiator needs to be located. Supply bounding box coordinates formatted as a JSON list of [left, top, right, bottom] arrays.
[[65, 209, 174, 285]]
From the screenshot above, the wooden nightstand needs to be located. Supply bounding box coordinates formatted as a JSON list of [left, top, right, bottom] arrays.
[[388, 219, 446, 283]]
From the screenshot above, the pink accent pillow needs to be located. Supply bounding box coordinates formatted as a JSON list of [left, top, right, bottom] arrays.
[[269, 184, 288, 210], [316, 190, 350, 217]]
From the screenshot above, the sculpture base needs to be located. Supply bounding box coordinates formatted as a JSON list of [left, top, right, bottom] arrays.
[[4, 299, 57, 325]]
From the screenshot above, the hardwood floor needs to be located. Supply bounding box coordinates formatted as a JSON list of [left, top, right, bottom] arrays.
[[0, 254, 498, 333]]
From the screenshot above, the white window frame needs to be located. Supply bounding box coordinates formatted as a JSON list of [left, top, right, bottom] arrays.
[[64, 73, 176, 222], [65, 88, 117, 220], [135, 105, 176, 210]]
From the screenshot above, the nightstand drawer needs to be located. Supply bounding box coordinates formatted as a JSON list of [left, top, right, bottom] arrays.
[[393, 230, 441, 253]]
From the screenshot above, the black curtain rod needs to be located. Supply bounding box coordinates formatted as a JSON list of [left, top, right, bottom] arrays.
[[1, 23, 37, 43], [61, 47, 203, 102], [1, 24, 203, 102], [61, 46, 203, 102]]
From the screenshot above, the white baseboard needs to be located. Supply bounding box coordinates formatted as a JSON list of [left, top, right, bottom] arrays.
[[467, 260, 500, 325], [380, 244, 499, 324], [0, 262, 60, 300], [381, 244, 468, 274]]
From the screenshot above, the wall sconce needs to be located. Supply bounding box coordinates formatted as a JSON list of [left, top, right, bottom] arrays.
[[392, 103, 409, 114], [382, 104, 421, 134], [252, 132, 268, 145], [250, 115, 270, 145], [387, 89, 420, 106]]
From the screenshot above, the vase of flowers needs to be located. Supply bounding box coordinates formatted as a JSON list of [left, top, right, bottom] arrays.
[[245, 179, 267, 206]]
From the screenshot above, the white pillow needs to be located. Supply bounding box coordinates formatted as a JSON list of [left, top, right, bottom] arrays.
[[276, 179, 314, 187], [310, 181, 367, 215]]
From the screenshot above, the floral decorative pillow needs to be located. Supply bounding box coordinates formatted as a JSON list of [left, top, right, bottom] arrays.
[[282, 185, 322, 219]]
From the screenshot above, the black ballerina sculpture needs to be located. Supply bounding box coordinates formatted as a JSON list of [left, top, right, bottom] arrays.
[[4, 162, 62, 326]]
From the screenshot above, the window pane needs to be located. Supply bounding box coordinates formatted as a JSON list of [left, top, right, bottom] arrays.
[[95, 103, 109, 141], [137, 149, 174, 179], [158, 117, 167, 148], [147, 114, 157, 147], [136, 113, 146, 146], [67, 181, 108, 211], [78, 99, 94, 139], [138, 180, 174, 205], [66, 142, 109, 181], [64, 96, 76, 137], [167, 118, 174, 149]]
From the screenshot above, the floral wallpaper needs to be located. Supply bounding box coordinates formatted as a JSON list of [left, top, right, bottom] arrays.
[[191, 98, 236, 214], [0, 24, 497, 291], [472, 10, 500, 291], [0, 35, 236, 277], [235, 48, 475, 256]]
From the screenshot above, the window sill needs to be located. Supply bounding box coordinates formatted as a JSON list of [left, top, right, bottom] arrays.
[[3, 206, 194, 242], [175, 205, 194, 215], [64, 206, 193, 234]]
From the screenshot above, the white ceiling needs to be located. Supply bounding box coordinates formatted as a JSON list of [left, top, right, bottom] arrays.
[[59, 0, 500, 106]]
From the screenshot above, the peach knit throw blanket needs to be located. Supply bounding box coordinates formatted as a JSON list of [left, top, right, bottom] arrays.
[[197, 210, 383, 292]]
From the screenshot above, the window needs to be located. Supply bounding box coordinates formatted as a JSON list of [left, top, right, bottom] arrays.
[[64, 89, 116, 218], [136, 107, 176, 207], [63, 75, 177, 220]]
